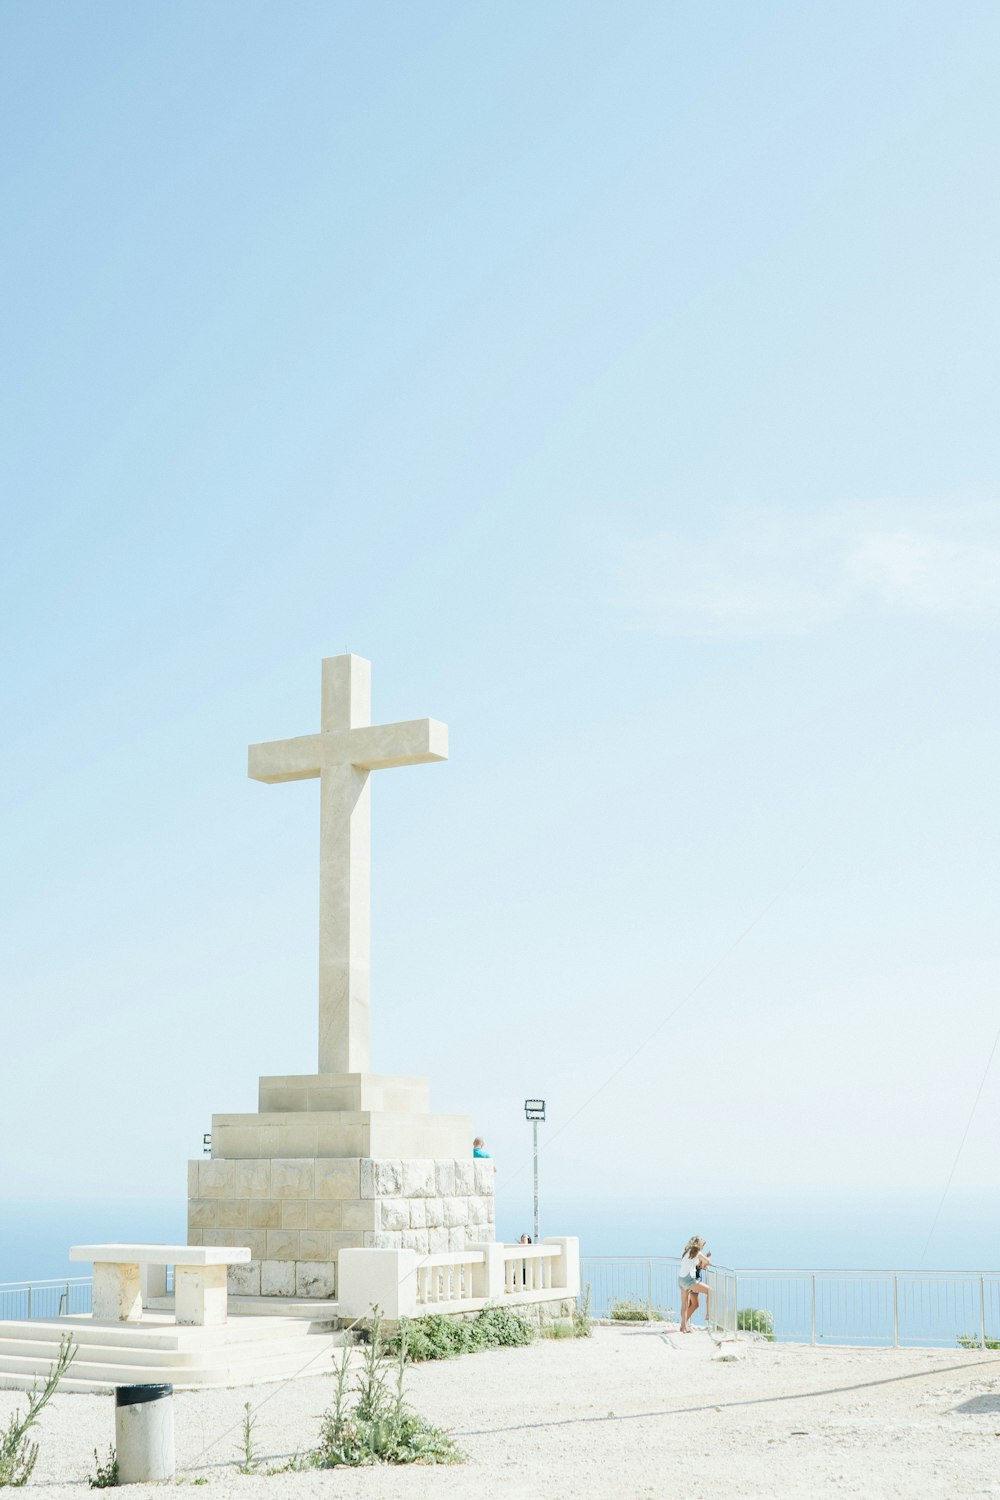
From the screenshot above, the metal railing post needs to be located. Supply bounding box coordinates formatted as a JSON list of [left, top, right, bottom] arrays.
[[892, 1276, 899, 1347], [811, 1275, 816, 1345], [647, 1260, 653, 1318], [26, 1286, 31, 1320], [980, 1276, 987, 1350]]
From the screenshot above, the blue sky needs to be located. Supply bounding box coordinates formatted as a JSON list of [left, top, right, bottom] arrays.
[[1, 2, 998, 1267]]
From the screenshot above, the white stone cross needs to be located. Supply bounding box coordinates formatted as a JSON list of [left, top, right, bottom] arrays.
[[248, 655, 447, 1074]]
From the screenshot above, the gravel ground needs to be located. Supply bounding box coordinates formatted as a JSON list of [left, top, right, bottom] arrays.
[[6, 1324, 1000, 1498]]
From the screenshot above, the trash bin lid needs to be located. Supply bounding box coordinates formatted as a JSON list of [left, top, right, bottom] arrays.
[[115, 1384, 173, 1406]]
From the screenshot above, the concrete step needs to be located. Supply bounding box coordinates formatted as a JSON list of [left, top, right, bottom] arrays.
[[0, 1317, 343, 1392], [207, 1296, 341, 1325], [0, 1355, 334, 1395], [0, 1343, 337, 1392], [0, 1331, 336, 1371], [0, 1337, 212, 1369], [0, 1315, 323, 1350]]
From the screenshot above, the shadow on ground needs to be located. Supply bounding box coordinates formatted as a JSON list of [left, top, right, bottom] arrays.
[[952, 1394, 1000, 1414]]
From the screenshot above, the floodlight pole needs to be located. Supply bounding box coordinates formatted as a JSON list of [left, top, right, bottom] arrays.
[[524, 1099, 546, 1245], [533, 1118, 540, 1245]]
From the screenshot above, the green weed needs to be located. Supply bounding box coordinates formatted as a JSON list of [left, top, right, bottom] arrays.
[[573, 1283, 593, 1337], [236, 1403, 259, 1474], [0, 1336, 76, 1487], [316, 1309, 462, 1467]]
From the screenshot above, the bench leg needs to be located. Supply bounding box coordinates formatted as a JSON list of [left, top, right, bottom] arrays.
[[141, 1264, 168, 1300], [174, 1264, 228, 1326], [93, 1262, 142, 1322]]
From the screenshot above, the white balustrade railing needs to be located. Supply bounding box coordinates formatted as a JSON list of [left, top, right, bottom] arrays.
[[416, 1252, 484, 1306], [502, 1244, 559, 1296], [411, 1244, 565, 1310], [338, 1237, 580, 1321]]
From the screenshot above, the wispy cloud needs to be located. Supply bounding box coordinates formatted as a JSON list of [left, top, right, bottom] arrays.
[[617, 507, 1000, 638]]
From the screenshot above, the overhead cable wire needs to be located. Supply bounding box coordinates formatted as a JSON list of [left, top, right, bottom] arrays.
[[535, 863, 806, 1163], [917, 1015, 1000, 1267]]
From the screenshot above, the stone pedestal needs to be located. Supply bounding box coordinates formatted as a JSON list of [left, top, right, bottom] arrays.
[[188, 1073, 495, 1300], [174, 1263, 228, 1326], [92, 1261, 142, 1323]]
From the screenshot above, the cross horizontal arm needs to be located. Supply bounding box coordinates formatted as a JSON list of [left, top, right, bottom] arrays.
[[248, 733, 325, 783], [249, 719, 448, 784], [349, 718, 448, 770]]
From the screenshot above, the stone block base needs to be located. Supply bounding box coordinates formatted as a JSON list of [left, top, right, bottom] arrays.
[[187, 1155, 495, 1300], [523, 1296, 578, 1330], [371, 1296, 578, 1336], [463, 1295, 577, 1330]]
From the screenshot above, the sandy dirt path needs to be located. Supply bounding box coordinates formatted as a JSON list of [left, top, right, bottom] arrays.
[[5, 1324, 1000, 1498]]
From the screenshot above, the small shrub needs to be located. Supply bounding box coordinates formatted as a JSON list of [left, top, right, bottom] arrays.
[[609, 1298, 659, 1322], [540, 1323, 575, 1339], [737, 1308, 775, 1341], [0, 1336, 76, 1487], [316, 1309, 462, 1467], [957, 1333, 1000, 1350], [89, 1447, 119, 1489], [469, 1304, 535, 1351], [388, 1305, 535, 1362], [391, 1313, 469, 1362]]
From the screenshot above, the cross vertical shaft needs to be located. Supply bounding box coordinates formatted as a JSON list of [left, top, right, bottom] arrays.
[[319, 657, 372, 1073], [247, 654, 448, 1078]]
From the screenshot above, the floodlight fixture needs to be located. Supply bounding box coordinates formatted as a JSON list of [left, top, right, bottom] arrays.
[[524, 1098, 546, 1242]]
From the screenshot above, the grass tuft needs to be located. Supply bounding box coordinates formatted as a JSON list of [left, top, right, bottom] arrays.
[[736, 1308, 775, 1340], [608, 1298, 665, 1322]]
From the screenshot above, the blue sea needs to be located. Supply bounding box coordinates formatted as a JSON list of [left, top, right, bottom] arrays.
[[2, 1191, 997, 1285]]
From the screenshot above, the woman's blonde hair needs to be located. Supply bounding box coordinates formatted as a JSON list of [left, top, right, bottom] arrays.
[[681, 1236, 705, 1259]]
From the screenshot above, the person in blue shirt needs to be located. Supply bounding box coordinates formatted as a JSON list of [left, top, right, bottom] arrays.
[[472, 1136, 491, 1159]]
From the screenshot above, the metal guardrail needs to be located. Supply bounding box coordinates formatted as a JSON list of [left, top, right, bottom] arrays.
[[0, 1278, 92, 1321], [580, 1258, 1000, 1348], [581, 1256, 684, 1322], [726, 1269, 1000, 1348], [577, 1256, 737, 1335], [6, 1262, 999, 1350]]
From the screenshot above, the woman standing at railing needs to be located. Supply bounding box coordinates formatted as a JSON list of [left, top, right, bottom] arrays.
[[678, 1236, 711, 1333]]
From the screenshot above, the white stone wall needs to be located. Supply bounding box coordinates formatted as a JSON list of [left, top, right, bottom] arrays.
[[359, 1157, 495, 1251], [187, 1156, 495, 1300]]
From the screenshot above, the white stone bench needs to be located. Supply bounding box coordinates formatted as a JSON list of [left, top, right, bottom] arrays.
[[70, 1244, 251, 1327]]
